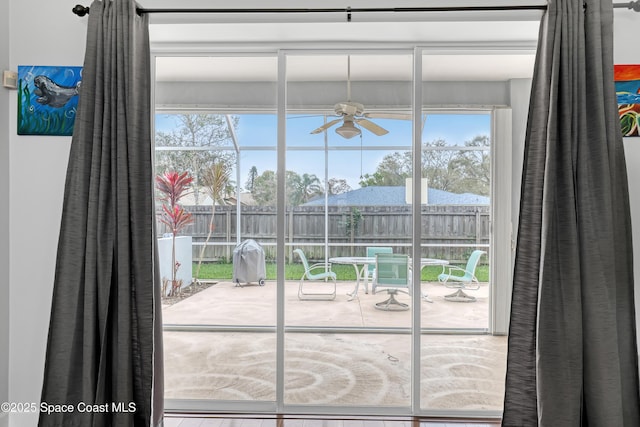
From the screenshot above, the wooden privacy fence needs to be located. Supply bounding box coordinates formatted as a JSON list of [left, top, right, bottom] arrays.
[[157, 204, 490, 264]]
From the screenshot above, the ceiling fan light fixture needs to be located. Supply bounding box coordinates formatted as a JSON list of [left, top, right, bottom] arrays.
[[335, 121, 361, 139]]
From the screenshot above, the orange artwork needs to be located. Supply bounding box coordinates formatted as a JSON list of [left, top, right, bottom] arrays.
[[614, 64, 640, 137]]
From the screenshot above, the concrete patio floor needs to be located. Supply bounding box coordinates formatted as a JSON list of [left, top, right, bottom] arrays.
[[163, 280, 491, 329], [162, 280, 507, 412]]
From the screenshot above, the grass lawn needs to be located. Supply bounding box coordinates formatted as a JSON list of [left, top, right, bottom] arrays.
[[193, 262, 490, 282]]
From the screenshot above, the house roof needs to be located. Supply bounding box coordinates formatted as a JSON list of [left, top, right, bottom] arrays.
[[303, 186, 489, 206]]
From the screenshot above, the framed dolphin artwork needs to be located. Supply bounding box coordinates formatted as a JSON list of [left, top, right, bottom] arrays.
[[17, 65, 82, 136]]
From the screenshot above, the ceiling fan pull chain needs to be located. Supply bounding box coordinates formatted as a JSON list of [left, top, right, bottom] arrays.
[[347, 55, 351, 101], [360, 132, 363, 179]]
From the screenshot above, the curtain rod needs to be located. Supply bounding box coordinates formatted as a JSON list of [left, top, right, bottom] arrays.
[[71, 2, 640, 19]]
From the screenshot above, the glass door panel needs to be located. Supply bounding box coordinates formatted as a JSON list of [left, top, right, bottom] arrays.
[[419, 112, 492, 330], [156, 55, 278, 404], [419, 52, 498, 413], [284, 52, 413, 408]]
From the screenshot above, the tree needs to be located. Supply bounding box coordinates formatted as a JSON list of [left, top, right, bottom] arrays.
[[288, 173, 323, 205], [327, 178, 351, 195], [195, 162, 232, 280], [358, 136, 491, 196], [251, 170, 325, 206], [245, 166, 258, 192], [359, 152, 411, 187], [252, 170, 277, 206], [449, 135, 491, 196], [155, 114, 237, 205], [421, 139, 461, 193]]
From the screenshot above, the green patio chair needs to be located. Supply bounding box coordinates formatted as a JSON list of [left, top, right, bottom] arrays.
[[372, 253, 411, 311], [438, 250, 486, 302], [294, 249, 337, 300], [364, 246, 393, 293]]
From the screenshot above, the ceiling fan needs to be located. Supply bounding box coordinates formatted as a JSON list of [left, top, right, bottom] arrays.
[[310, 56, 406, 139]]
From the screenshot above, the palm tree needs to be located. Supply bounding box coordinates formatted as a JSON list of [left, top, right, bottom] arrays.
[[289, 172, 323, 205], [300, 173, 324, 202], [195, 162, 232, 280]]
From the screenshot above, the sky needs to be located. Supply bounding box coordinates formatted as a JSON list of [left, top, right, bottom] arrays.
[[156, 113, 491, 190]]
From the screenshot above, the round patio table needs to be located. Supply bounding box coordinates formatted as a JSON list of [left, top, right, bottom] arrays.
[[328, 256, 448, 301]]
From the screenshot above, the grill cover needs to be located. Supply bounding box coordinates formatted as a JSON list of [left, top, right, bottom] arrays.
[[232, 239, 266, 285]]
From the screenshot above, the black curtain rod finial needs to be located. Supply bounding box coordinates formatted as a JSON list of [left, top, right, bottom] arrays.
[[72, 4, 90, 17], [613, 0, 640, 9]]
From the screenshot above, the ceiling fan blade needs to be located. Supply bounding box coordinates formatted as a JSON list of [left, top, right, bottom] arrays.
[[310, 118, 342, 134], [364, 112, 412, 120], [356, 118, 389, 136]]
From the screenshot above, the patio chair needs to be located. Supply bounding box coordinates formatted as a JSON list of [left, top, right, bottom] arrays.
[[294, 249, 337, 300], [372, 253, 411, 311], [438, 250, 486, 302], [364, 246, 393, 293]]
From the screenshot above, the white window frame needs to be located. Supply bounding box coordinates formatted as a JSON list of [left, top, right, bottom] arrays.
[[153, 46, 531, 418]]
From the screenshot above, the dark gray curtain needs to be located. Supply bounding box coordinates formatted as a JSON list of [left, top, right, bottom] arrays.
[[503, 0, 640, 426], [39, 1, 163, 426]]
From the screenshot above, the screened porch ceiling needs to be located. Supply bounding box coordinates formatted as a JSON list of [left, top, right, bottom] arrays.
[[147, 0, 542, 84]]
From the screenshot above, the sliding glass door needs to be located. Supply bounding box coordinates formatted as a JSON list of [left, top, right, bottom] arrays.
[[154, 46, 531, 416]]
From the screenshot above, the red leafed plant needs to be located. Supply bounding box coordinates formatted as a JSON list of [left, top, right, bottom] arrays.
[[156, 171, 194, 209], [159, 204, 194, 234], [156, 171, 194, 296]]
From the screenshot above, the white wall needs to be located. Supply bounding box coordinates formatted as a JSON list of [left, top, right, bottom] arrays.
[[1, 0, 11, 425], [614, 8, 640, 370], [7, 1, 85, 426]]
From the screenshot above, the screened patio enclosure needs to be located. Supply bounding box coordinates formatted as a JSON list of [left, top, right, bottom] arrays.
[[153, 41, 534, 417]]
